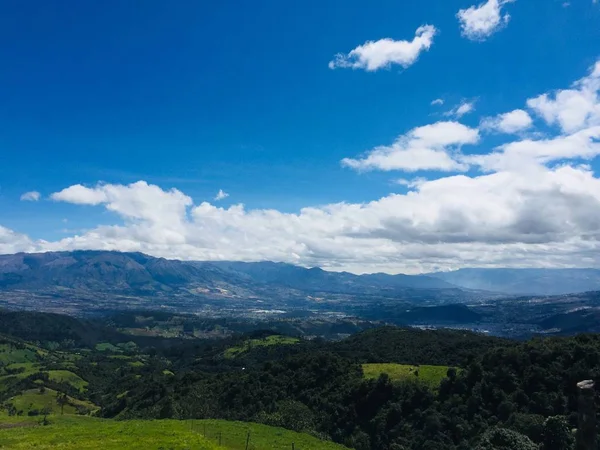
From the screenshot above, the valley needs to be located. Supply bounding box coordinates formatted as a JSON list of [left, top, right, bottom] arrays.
[[2, 251, 600, 338]]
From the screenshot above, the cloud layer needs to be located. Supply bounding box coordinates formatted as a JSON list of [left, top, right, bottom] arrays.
[[329, 25, 437, 72]]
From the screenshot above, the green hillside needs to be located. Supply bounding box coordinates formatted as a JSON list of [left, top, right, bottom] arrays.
[[0, 344, 39, 365], [4, 388, 97, 416], [0, 416, 349, 450], [47, 370, 88, 392]]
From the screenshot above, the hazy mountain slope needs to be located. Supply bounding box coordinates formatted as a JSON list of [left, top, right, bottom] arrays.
[[0, 251, 244, 293], [538, 307, 600, 334], [205, 261, 456, 292], [0, 251, 458, 298], [428, 268, 600, 295]]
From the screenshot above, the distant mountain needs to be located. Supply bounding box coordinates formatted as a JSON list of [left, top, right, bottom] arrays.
[[427, 268, 600, 295], [0, 251, 458, 301], [205, 261, 456, 292], [0, 251, 244, 294]]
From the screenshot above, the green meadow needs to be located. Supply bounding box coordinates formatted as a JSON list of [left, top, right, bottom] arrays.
[[0, 416, 349, 450], [224, 335, 300, 359], [362, 363, 452, 388]]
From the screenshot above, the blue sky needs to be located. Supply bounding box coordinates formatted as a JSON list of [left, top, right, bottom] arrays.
[[1, 0, 600, 273]]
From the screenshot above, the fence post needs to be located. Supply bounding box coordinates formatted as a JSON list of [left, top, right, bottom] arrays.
[[245, 431, 251, 450], [292, 443, 295, 450], [576, 380, 596, 450]]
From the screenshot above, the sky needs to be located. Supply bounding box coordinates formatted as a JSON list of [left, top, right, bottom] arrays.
[[1, 0, 600, 274]]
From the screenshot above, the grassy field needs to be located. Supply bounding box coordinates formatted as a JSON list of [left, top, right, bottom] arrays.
[[0, 416, 220, 449], [224, 335, 300, 359], [0, 363, 40, 394], [193, 419, 348, 449], [362, 363, 451, 388], [0, 344, 38, 365], [0, 416, 349, 450], [4, 388, 97, 415], [47, 370, 88, 392], [3, 362, 40, 379], [127, 361, 144, 368], [95, 342, 121, 352]]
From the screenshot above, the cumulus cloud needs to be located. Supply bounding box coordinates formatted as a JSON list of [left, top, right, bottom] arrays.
[[214, 189, 229, 201], [481, 109, 533, 133], [20, 191, 40, 202], [329, 25, 437, 72], [431, 98, 444, 106], [341, 121, 479, 172], [444, 100, 477, 118], [465, 126, 600, 172], [51, 185, 108, 205], [5, 61, 600, 274], [0, 226, 36, 255], [457, 0, 515, 41], [527, 61, 600, 134]]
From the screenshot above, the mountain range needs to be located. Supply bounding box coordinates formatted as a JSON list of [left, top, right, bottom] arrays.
[[0, 250, 455, 294], [2, 250, 600, 296], [3, 251, 600, 336], [428, 268, 600, 295]]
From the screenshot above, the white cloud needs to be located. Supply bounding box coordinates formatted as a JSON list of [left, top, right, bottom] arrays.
[[527, 61, 600, 134], [51, 181, 192, 240], [481, 109, 533, 133], [51, 184, 108, 205], [329, 25, 437, 72], [214, 189, 229, 201], [395, 177, 428, 189], [457, 0, 515, 41], [20, 191, 40, 202], [5, 161, 599, 273], [5, 60, 600, 274], [431, 98, 444, 106], [341, 121, 479, 172], [444, 100, 476, 118], [0, 226, 36, 255], [465, 126, 600, 172]]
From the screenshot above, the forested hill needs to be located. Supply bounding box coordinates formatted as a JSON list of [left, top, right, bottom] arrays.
[[1, 309, 598, 450]]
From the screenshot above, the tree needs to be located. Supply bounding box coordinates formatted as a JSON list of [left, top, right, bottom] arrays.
[[475, 427, 538, 450], [56, 393, 69, 416], [542, 416, 574, 450], [40, 406, 52, 426]]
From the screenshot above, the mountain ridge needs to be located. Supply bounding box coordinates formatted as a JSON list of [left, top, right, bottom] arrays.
[[427, 267, 600, 295]]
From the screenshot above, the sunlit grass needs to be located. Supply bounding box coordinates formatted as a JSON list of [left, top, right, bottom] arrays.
[[224, 335, 300, 359], [362, 363, 452, 388], [0, 416, 349, 449]]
